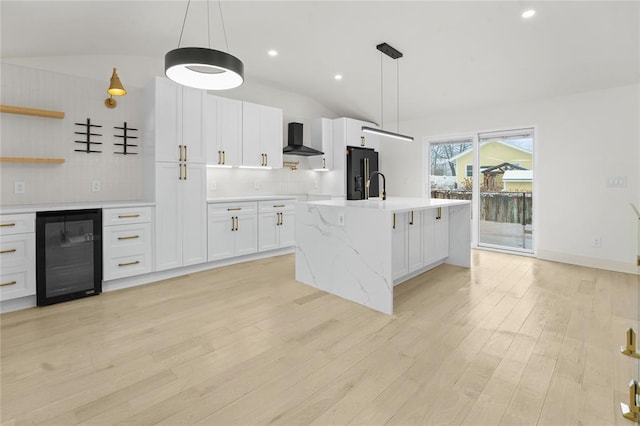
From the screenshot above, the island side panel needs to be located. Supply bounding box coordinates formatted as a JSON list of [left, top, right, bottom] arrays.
[[295, 203, 394, 314], [446, 203, 471, 267]]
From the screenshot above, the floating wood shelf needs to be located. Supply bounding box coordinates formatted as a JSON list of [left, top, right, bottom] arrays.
[[0, 104, 65, 119], [0, 157, 65, 164]]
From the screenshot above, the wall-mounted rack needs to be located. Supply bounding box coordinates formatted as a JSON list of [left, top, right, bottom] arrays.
[[0, 104, 65, 119], [113, 122, 138, 155], [74, 118, 102, 153], [0, 157, 65, 164]]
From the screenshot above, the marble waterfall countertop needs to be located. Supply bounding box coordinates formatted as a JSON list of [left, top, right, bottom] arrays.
[[304, 197, 470, 213]]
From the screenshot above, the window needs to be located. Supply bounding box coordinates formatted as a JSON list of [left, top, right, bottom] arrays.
[[465, 164, 472, 177]]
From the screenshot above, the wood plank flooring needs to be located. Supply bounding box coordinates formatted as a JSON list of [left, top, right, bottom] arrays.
[[1, 250, 638, 425]]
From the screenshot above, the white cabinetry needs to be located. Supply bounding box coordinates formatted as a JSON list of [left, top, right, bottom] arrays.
[[391, 212, 408, 280], [0, 213, 35, 301], [423, 207, 449, 266], [310, 118, 333, 170], [149, 77, 208, 272], [204, 95, 242, 166], [258, 199, 296, 252], [103, 207, 153, 280], [242, 101, 283, 168], [407, 210, 423, 272], [208, 202, 257, 261]]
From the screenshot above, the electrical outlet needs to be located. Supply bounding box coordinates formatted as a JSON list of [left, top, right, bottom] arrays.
[[338, 213, 345, 226], [210, 181, 217, 191], [92, 180, 101, 192], [592, 237, 601, 248], [607, 176, 627, 187], [14, 181, 25, 194], [254, 180, 260, 189]]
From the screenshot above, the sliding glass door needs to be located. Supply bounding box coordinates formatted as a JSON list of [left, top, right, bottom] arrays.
[[477, 129, 534, 252]]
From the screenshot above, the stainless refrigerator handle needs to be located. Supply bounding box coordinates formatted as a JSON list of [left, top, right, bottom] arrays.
[[364, 157, 370, 200]]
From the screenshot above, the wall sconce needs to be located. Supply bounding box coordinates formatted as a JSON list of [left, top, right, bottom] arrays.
[[105, 68, 127, 109]]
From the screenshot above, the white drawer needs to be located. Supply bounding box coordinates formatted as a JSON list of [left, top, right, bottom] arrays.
[[0, 234, 35, 269], [103, 207, 152, 226], [208, 202, 257, 217], [0, 268, 36, 301], [103, 253, 152, 281], [103, 223, 151, 256], [0, 213, 35, 236], [258, 199, 296, 213]]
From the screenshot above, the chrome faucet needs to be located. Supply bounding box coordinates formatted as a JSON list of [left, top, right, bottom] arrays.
[[366, 171, 386, 200]]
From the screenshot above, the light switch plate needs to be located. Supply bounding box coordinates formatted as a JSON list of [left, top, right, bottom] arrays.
[[92, 180, 101, 192], [14, 181, 25, 194]]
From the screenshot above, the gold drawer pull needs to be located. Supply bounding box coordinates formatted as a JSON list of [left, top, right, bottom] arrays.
[[0, 281, 17, 287], [0, 223, 16, 227], [0, 249, 17, 254], [118, 214, 140, 219], [393, 213, 396, 229], [227, 207, 242, 211], [118, 235, 140, 240], [118, 260, 140, 267], [273, 204, 285, 208], [436, 207, 442, 220], [409, 211, 414, 225]]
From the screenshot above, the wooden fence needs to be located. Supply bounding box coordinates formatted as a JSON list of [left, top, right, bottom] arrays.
[[431, 190, 532, 225]]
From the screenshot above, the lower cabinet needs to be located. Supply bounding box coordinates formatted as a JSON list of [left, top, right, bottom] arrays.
[[258, 200, 296, 252], [208, 202, 257, 261], [0, 213, 36, 301], [103, 207, 153, 281], [391, 207, 450, 282]]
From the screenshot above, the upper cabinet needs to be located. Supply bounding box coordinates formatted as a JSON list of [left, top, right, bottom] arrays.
[[242, 101, 283, 168], [204, 95, 242, 166], [153, 77, 206, 164], [335, 117, 380, 152], [310, 118, 333, 170]]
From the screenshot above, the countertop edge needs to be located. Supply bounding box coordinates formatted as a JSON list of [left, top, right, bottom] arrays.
[[0, 201, 155, 215]]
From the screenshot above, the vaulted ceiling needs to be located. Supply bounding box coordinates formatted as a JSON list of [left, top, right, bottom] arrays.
[[1, 1, 638, 122]]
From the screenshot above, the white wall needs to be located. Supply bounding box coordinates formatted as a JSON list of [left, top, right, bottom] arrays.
[[380, 84, 640, 273], [0, 62, 144, 205]]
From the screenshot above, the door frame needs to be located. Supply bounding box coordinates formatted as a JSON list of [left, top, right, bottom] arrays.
[[424, 125, 538, 256]]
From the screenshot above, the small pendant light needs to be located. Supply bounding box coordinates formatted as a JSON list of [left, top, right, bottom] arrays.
[[165, 0, 244, 90], [105, 67, 126, 109]]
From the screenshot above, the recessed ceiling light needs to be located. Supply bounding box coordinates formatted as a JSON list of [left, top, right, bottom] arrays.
[[522, 9, 536, 18], [334, 74, 343, 81], [268, 49, 278, 57]]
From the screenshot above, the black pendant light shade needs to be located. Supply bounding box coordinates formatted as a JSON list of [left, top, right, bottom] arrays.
[[165, 47, 244, 90]]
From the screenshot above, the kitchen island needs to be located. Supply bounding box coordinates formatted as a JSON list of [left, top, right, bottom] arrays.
[[295, 197, 471, 314]]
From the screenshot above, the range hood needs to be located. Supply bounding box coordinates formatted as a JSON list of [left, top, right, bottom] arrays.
[[283, 122, 323, 156]]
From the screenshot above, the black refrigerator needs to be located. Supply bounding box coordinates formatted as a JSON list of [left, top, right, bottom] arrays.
[[346, 146, 379, 200]]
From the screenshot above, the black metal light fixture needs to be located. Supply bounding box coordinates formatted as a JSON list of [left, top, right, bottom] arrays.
[[362, 42, 414, 142], [165, 0, 244, 90]]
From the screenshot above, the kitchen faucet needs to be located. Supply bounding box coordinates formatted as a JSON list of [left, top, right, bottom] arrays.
[[366, 171, 386, 200]]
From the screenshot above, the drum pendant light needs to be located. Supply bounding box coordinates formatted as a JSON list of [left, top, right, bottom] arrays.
[[165, 0, 244, 90]]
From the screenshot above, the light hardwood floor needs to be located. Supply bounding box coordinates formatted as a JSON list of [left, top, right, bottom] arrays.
[[1, 250, 638, 425]]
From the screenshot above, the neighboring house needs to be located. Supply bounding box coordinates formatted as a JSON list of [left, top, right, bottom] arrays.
[[449, 140, 533, 190]]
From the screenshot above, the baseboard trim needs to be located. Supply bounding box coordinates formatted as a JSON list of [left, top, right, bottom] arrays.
[[537, 249, 639, 275]]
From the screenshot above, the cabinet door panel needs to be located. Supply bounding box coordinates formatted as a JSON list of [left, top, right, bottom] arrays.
[[278, 211, 296, 248], [203, 94, 219, 165], [234, 214, 258, 256], [392, 213, 408, 280], [261, 105, 283, 168], [258, 212, 279, 252], [155, 163, 182, 271], [434, 207, 449, 261], [242, 101, 262, 167], [218, 97, 242, 166], [182, 163, 207, 266], [407, 211, 423, 273], [208, 215, 234, 261], [155, 78, 180, 162], [182, 87, 206, 164]]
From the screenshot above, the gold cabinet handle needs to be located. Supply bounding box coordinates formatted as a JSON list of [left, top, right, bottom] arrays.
[[178, 163, 183, 180], [265, 153, 268, 166], [0, 281, 17, 287], [227, 207, 241, 211], [117, 235, 140, 240], [235, 216, 239, 231], [0, 223, 16, 227], [393, 213, 396, 229], [273, 204, 285, 208], [0, 249, 17, 254], [179, 145, 183, 162], [184, 163, 188, 180], [231, 216, 235, 231], [361, 136, 366, 147], [409, 211, 414, 225], [218, 150, 222, 164], [118, 214, 140, 219], [436, 207, 442, 220], [223, 151, 226, 164], [322, 158, 326, 168], [276, 212, 281, 226], [280, 212, 283, 226], [118, 261, 140, 267], [184, 145, 188, 162]]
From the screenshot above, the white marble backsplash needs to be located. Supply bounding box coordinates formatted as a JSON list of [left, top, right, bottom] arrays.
[[206, 167, 323, 198]]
